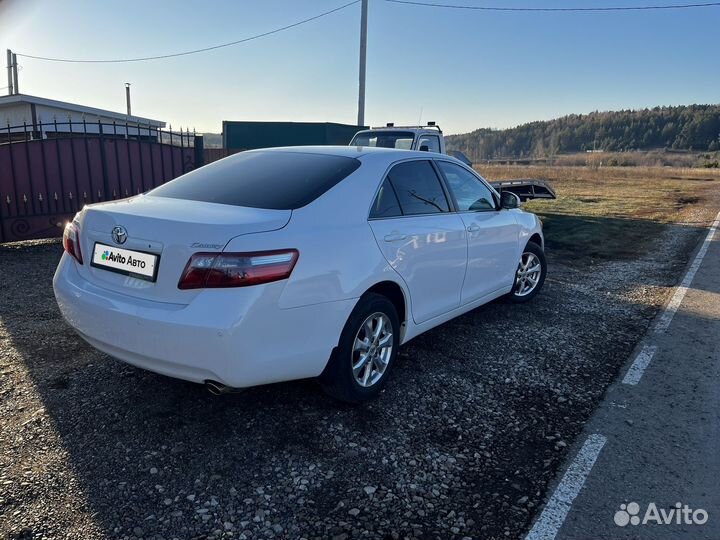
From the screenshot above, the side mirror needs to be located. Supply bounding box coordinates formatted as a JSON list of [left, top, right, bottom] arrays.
[[500, 191, 521, 209], [419, 145, 429, 152]]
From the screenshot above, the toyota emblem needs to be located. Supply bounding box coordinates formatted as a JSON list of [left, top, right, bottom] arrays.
[[111, 226, 128, 245]]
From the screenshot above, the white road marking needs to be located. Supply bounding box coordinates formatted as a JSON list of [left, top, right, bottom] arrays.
[[525, 434, 607, 540], [654, 211, 720, 334], [621, 345, 658, 386]]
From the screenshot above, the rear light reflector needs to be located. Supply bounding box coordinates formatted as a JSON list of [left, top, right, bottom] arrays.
[[178, 249, 299, 290], [62, 221, 83, 264]]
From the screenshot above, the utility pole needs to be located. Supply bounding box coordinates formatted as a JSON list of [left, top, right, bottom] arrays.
[[6, 50, 13, 95], [11, 52, 18, 94], [125, 83, 132, 116], [6, 49, 19, 95], [357, 0, 368, 126]]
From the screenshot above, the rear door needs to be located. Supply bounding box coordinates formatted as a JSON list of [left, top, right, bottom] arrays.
[[368, 159, 467, 324], [435, 160, 520, 303]]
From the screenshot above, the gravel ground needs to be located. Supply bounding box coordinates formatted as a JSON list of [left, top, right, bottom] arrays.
[[0, 208, 715, 540]]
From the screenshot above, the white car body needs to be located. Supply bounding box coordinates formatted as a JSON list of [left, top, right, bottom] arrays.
[[53, 146, 543, 391]]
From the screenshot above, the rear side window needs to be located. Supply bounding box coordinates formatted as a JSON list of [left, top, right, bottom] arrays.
[[369, 179, 402, 218], [386, 160, 449, 216], [148, 151, 360, 210]]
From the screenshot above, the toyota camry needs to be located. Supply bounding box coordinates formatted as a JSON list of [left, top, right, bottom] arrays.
[[53, 146, 546, 402]]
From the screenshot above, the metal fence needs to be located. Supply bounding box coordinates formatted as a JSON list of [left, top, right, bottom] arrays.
[[0, 120, 204, 244]]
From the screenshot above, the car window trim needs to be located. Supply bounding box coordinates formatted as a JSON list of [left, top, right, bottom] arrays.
[[367, 157, 455, 221], [368, 177, 404, 219], [433, 158, 499, 212], [429, 159, 458, 212]]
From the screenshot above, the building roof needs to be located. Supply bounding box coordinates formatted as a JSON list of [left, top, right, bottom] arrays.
[[0, 93, 165, 127]]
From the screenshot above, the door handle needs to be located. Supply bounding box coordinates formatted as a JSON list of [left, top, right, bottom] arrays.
[[467, 223, 481, 233], [384, 233, 407, 242]]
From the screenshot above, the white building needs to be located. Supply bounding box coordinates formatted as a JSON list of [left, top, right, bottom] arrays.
[[0, 94, 165, 139]]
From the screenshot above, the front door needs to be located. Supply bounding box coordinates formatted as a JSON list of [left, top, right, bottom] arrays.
[[435, 160, 520, 303]]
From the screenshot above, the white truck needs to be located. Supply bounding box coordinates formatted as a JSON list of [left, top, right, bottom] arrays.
[[350, 122, 448, 154], [349, 123, 556, 201]]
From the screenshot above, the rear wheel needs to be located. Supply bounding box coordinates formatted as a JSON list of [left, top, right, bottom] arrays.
[[320, 293, 399, 403], [509, 241, 546, 303]]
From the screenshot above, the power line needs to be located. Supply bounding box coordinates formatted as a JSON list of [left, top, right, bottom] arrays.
[[15, 0, 360, 64], [385, 0, 720, 11]]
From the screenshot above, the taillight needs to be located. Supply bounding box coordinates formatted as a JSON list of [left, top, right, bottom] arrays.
[[62, 221, 83, 264], [178, 249, 299, 290]]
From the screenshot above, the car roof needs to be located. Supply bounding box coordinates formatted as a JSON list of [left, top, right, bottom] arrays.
[[250, 145, 443, 160]]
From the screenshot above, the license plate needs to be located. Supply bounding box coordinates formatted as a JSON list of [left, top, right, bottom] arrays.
[[91, 242, 159, 281]]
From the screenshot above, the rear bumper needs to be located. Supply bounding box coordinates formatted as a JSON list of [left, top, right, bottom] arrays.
[[53, 255, 356, 388]]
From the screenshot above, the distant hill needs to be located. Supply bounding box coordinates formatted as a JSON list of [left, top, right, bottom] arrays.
[[446, 104, 720, 161]]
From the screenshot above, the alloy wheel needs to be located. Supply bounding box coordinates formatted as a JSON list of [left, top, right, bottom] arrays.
[[351, 312, 393, 387], [514, 252, 542, 297]]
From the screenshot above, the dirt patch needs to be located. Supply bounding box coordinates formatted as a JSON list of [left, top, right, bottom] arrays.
[[576, 197, 601, 204], [539, 213, 668, 263], [669, 176, 716, 182], [677, 196, 700, 205]]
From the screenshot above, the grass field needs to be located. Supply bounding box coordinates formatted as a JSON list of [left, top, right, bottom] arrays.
[[479, 165, 720, 263]]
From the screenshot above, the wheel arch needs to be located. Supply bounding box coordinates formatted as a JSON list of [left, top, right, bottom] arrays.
[[363, 280, 408, 341], [528, 232, 544, 250]]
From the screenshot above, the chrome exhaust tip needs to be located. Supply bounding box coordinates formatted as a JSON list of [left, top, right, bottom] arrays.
[[204, 380, 243, 396]]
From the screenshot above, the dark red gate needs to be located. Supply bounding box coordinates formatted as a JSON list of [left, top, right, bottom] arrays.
[[0, 121, 204, 244]]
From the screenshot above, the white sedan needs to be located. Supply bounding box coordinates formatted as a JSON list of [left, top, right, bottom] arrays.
[[53, 146, 546, 402]]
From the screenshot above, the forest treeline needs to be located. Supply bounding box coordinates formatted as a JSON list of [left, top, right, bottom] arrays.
[[446, 104, 720, 160]]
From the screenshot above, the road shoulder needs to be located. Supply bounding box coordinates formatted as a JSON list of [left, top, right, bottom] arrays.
[[527, 211, 720, 540]]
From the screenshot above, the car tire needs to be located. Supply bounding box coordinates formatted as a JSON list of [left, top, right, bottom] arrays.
[[508, 241, 546, 303], [320, 293, 400, 403]]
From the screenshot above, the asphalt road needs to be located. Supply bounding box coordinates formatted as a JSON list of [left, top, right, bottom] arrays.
[[530, 213, 720, 540]]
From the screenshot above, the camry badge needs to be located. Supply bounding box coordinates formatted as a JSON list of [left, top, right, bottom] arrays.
[[111, 226, 128, 245]]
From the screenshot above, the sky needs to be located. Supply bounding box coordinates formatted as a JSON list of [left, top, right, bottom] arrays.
[[0, 0, 718, 135]]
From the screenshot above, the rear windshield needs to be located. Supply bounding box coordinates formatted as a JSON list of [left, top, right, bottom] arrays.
[[350, 131, 415, 150], [148, 151, 361, 210]]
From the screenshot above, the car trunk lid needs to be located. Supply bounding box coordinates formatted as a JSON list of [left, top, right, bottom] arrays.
[[76, 195, 291, 304]]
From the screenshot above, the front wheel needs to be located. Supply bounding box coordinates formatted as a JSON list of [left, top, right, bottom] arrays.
[[509, 241, 546, 303], [320, 293, 400, 403]]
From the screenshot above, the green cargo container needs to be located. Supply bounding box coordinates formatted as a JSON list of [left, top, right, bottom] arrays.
[[222, 121, 367, 150]]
